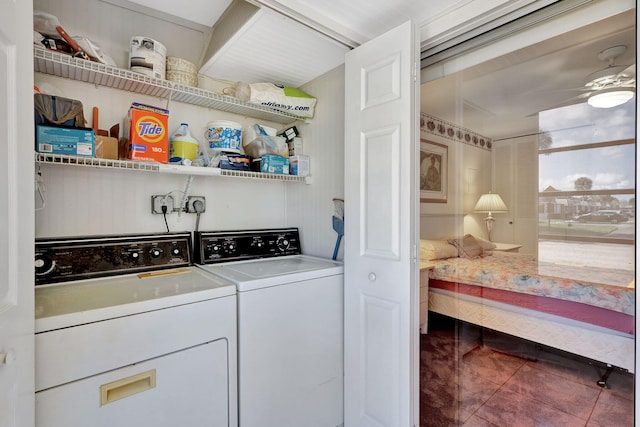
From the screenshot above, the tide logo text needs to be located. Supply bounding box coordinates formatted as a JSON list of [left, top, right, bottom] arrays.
[[135, 116, 166, 143]]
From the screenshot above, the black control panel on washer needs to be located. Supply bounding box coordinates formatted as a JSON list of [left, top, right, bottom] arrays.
[[194, 228, 301, 264], [35, 232, 192, 286]]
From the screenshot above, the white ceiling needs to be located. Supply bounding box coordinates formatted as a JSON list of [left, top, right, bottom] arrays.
[[199, 6, 349, 87], [421, 9, 636, 140], [124, 0, 454, 87], [270, 0, 450, 44], [126, 0, 232, 27], [131, 0, 453, 45], [122, 0, 635, 131]]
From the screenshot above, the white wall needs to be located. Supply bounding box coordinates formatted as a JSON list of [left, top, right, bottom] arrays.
[[492, 137, 538, 253], [287, 65, 345, 259], [33, 0, 209, 70], [418, 125, 492, 240]]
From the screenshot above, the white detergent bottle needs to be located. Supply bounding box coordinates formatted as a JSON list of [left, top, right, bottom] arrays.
[[169, 123, 199, 164]]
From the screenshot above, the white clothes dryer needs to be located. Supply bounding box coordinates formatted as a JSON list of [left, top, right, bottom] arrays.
[[35, 232, 238, 427], [194, 228, 344, 427]]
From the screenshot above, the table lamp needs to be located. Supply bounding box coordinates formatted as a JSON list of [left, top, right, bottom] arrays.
[[474, 193, 507, 241]]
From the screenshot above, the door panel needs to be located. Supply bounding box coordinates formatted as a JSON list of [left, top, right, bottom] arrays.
[[344, 20, 419, 427], [361, 55, 401, 108], [0, 0, 35, 425], [362, 294, 400, 425], [362, 127, 400, 259]]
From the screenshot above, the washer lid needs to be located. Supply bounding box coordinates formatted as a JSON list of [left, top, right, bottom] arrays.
[[35, 267, 235, 333], [198, 255, 344, 291]]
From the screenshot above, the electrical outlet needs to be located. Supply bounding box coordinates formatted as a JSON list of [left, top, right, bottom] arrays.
[[151, 195, 174, 214], [185, 196, 206, 213]]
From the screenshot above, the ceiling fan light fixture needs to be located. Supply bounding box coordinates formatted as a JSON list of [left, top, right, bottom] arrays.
[[587, 87, 634, 108]]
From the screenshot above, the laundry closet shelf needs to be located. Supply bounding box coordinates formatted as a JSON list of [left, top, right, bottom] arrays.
[[35, 153, 309, 183], [33, 47, 303, 124], [158, 163, 309, 182]]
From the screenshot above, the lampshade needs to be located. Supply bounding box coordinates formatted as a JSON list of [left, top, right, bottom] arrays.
[[474, 193, 507, 242], [588, 87, 634, 108], [474, 193, 507, 213]]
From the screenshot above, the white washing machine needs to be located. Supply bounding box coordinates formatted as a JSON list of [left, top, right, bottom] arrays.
[[34, 232, 238, 427], [194, 228, 344, 427]]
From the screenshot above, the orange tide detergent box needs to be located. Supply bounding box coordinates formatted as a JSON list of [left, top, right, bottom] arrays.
[[124, 103, 169, 163]]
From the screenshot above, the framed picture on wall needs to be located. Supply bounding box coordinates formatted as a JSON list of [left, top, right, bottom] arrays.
[[420, 140, 448, 203]]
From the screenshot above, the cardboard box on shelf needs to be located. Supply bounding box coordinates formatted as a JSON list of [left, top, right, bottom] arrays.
[[36, 125, 95, 157], [279, 125, 298, 142], [122, 103, 169, 163], [95, 135, 118, 160], [290, 155, 309, 176], [219, 152, 251, 171], [287, 137, 304, 157], [91, 107, 120, 160]]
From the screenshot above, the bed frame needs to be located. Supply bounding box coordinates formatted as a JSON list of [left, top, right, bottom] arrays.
[[419, 215, 634, 380], [425, 284, 635, 376]]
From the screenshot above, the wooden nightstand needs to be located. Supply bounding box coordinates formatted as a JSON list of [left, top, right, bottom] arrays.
[[419, 268, 430, 334], [493, 243, 522, 253]]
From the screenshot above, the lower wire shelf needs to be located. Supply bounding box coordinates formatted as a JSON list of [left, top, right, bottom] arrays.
[[35, 152, 309, 183]]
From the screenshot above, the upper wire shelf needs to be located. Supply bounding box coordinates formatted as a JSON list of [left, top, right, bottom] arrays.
[[33, 47, 303, 124]]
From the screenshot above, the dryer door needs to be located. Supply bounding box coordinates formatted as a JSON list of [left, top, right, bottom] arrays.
[[36, 339, 230, 427]]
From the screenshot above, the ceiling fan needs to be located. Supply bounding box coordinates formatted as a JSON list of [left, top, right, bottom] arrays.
[[565, 45, 635, 109]]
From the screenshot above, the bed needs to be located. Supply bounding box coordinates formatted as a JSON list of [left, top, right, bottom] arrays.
[[420, 236, 635, 375]]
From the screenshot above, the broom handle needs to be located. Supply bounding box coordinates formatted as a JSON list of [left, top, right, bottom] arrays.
[[332, 235, 342, 261]]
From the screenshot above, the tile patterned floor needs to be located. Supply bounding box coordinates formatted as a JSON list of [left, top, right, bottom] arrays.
[[420, 314, 634, 427]]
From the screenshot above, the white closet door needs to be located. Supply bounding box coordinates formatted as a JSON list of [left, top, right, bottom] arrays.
[[0, 0, 35, 425], [492, 139, 538, 253], [344, 20, 419, 427]]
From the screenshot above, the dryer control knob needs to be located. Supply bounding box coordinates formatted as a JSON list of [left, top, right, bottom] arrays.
[[35, 255, 55, 276], [150, 248, 163, 258], [276, 237, 290, 251]]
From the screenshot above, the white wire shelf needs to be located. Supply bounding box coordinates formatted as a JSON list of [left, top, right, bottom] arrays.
[[35, 152, 308, 183], [35, 152, 158, 171], [33, 47, 304, 124]]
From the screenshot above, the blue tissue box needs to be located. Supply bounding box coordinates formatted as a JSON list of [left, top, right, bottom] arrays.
[[36, 125, 95, 157], [260, 154, 289, 174]]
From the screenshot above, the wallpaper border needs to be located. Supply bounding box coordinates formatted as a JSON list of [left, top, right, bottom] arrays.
[[420, 113, 492, 151]]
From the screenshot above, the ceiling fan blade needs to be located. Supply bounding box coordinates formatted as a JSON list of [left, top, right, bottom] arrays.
[[522, 85, 590, 96], [616, 63, 635, 79], [549, 86, 593, 93], [525, 92, 592, 117]]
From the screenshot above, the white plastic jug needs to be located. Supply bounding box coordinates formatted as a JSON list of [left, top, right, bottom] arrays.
[[169, 123, 199, 163]]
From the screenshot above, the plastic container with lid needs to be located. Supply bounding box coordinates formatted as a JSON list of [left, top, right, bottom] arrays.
[[204, 120, 242, 153], [169, 123, 199, 164], [129, 36, 166, 80]]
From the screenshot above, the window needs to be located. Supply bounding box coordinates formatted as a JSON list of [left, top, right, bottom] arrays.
[[537, 101, 635, 270]]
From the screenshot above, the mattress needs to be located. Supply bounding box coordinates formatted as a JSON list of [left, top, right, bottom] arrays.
[[427, 252, 635, 334], [427, 287, 635, 372], [429, 279, 633, 334]]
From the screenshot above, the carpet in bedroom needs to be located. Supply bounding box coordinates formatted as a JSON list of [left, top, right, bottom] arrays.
[[419, 313, 634, 427]]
